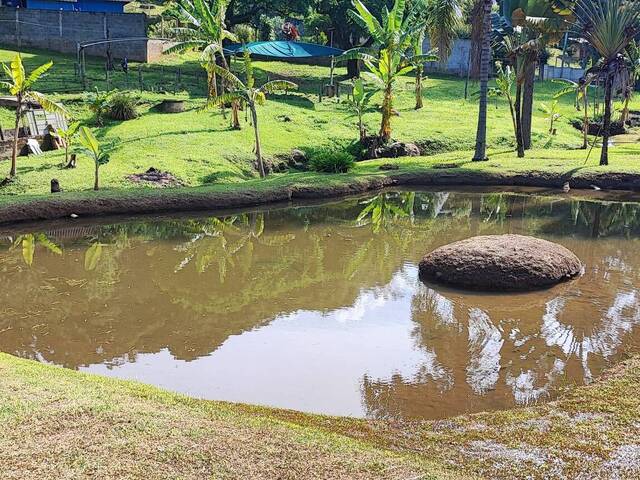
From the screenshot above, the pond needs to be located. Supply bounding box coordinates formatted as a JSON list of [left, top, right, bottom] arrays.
[[1, 189, 640, 420]]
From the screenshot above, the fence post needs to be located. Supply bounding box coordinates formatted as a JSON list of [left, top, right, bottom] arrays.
[[138, 65, 143, 91]]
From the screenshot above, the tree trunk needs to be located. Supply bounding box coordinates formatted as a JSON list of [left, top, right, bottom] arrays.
[[347, 59, 360, 78], [522, 59, 536, 150], [415, 69, 424, 110], [379, 83, 393, 143], [601, 70, 613, 166], [515, 84, 525, 158], [472, 0, 492, 161], [470, 0, 483, 80], [251, 105, 265, 177], [10, 94, 22, 178], [507, 95, 517, 142], [621, 94, 631, 125], [94, 162, 100, 191], [358, 113, 365, 142], [582, 92, 589, 150]]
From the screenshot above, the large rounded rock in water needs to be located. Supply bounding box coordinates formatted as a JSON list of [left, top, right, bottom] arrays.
[[419, 235, 582, 291]]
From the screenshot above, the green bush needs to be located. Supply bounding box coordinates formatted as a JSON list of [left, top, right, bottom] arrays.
[[233, 24, 256, 44], [106, 92, 138, 121], [309, 150, 355, 173]]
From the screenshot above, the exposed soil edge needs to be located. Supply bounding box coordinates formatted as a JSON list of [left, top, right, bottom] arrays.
[[1, 169, 640, 225]]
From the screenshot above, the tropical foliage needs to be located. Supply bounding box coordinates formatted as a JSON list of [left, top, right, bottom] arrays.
[[206, 51, 298, 177], [0, 54, 67, 177], [78, 126, 110, 191]]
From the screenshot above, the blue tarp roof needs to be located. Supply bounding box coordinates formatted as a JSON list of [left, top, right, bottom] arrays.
[[225, 41, 344, 59]]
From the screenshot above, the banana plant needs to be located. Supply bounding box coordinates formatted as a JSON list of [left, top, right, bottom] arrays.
[[489, 61, 517, 140], [406, 27, 438, 110], [341, 0, 424, 142], [0, 54, 68, 178], [206, 51, 297, 178], [56, 121, 81, 168], [344, 78, 378, 142], [78, 126, 110, 191]]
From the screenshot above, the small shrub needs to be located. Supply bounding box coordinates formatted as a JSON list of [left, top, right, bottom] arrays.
[[107, 92, 138, 121], [309, 150, 355, 173]]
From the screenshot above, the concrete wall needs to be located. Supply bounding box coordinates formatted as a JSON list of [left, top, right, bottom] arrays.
[[0, 7, 157, 62], [423, 38, 472, 77]]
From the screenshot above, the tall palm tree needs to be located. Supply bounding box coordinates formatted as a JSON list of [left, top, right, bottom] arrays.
[[0, 54, 67, 178], [425, 0, 462, 70], [207, 51, 297, 178], [573, 0, 640, 166], [472, 0, 493, 162], [343, 0, 425, 142]]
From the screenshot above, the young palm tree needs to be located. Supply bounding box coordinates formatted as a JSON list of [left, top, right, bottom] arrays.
[[343, 0, 424, 142], [554, 76, 593, 149], [0, 54, 67, 178], [621, 40, 640, 125], [573, 0, 640, 166], [56, 121, 81, 168], [472, 0, 493, 162], [207, 52, 297, 178]]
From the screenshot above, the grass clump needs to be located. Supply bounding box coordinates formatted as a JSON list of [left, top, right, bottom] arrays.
[[309, 149, 356, 173], [106, 91, 139, 121]]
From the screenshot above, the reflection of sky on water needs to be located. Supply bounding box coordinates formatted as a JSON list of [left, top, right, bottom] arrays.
[[4, 191, 640, 420], [81, 259, 640, 418]]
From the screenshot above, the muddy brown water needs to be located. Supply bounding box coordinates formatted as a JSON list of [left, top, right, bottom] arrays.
[[1, 189, 640, 420]]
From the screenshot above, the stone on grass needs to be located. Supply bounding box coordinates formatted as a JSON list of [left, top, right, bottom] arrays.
[[419, 235, 582, 291]]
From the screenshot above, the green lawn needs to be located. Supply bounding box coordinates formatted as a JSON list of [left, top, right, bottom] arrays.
[[2, 44, 639, 199]]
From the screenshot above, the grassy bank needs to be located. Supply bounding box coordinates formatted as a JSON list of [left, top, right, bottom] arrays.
[[2, 150, 640, 224], [2, 351, 639, 479], [3, 45, 640, 200]]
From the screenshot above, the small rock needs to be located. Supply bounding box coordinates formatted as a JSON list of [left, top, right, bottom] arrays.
[[379, 163, 400, 171], [51, 179, 61, 193], [70, 214, 79, 219]]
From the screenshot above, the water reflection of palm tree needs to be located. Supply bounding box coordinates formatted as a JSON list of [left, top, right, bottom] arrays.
[[9, 233, 62, 266]]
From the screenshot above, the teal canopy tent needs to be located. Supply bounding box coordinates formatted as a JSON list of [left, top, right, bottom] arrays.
[[224, 41, 344, 59]]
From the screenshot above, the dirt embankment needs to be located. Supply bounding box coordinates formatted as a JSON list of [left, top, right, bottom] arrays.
[[1, 169, 640, 225]]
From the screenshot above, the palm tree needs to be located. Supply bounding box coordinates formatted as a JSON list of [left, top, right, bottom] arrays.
[[424, 0, 462, 70], [166, 0, 239, 125], [621, 40, 640, 125], [0, 54, 67, 178], [343, 0, 424, 142], [207, 51, 297, 178], [573, 0, 640, 166], [56, 121, 81, 168], [472, 0, 493, 161], [554, 76, 593, 149]]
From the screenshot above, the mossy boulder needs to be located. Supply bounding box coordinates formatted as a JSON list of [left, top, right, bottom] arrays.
[[419, 235, 583, 291]]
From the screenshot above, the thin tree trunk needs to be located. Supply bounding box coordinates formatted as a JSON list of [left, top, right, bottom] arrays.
[[522, 60, 536, 150], [10, 95, 22, 178], [251, 105, 265, 177], [621, 94, 631, 125], [515, 84, 525, 158], [472, 0, 492, 161], [507, 95, 517, 141], [470, 0, 483, 80], [94, 162, 100, 190], [601, 71, 613, 166], [582, 92, 589, 150], [359, 113, 365, 142], [380, 83, 393, 142], [415, 69, 424, 110]]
